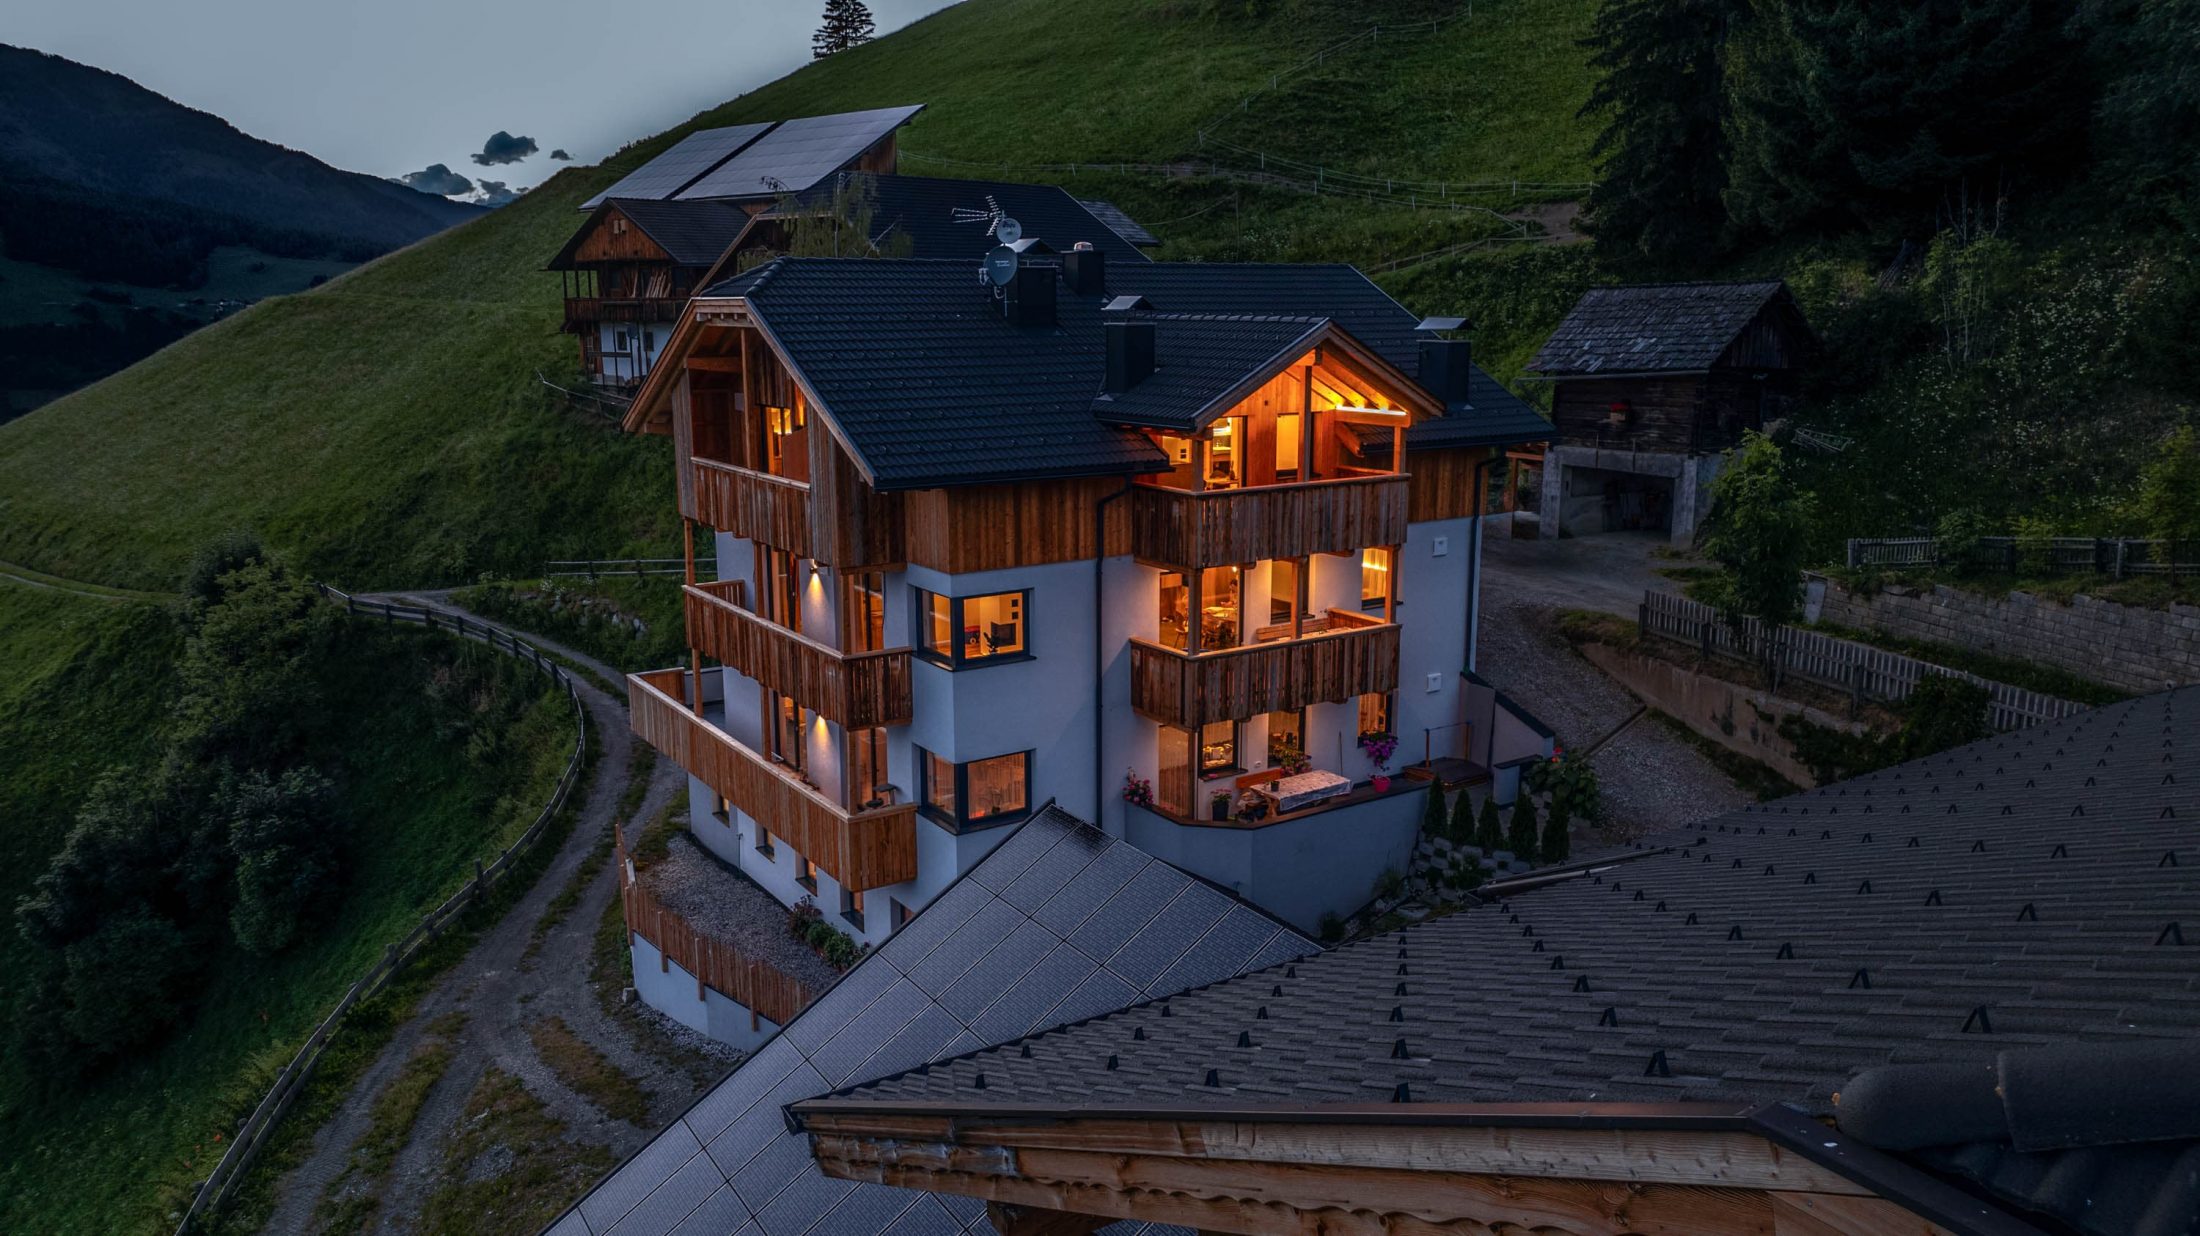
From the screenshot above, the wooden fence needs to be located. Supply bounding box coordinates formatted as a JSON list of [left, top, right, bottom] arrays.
[[1638, 590, 2086, 732], [176, 586, 588, 1234], [1846, 536, 2200, 578], [613, 831, 817, 1028], [543, 555, 712, 580]]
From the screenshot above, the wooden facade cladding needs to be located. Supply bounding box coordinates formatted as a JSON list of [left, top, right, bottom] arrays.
[[617, 830, 816, 1026], [1552, 373, 1794, 455], [1405, 445, 1495, 523], [1130, 610, 1400, 729], [627, 669, 918, 890], [690, 457, 816, 558], [685, 579, 913, 729], [903, 477, 1136, 574], [1128, 475, 1409, 571]]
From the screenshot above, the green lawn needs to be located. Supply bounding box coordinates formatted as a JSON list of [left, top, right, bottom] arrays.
[[0, 601, 574, 1236]]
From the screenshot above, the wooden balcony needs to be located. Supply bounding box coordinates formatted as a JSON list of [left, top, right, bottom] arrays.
[[1130, 609, 1401, 730], [1128, 474, 1409, 570], [628, 669, 918, 890], [685, 579, 912, 729], [562, 296, 686, 332], [691, 458, 814, 557]]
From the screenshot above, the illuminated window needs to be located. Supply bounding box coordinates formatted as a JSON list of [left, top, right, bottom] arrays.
[[1358, 691, 1393, 738], [1361, 546, 1392, 610], [912, 589, 1030, 667], [755, 827, 776, 858], [1199, 720, 1239, 775], [797, 854, 820, 893], [917, 746, 1033, 832], [763, 401, 808, 481], [840, 887, 865, 930], [845, 572, 885, 653]]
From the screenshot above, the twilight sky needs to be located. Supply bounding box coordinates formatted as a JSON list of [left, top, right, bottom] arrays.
[[7, 0, 960, 189]]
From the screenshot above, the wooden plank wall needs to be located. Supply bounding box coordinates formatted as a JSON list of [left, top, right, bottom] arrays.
[[1128, 475, 1408, 570], [904, 477, 1137, 574], [628, 670, 918, 888], [573, 207, 674, 263], [617, 831, 816, 1026], [1405, 446, 1493, 524], [685, 580, 913, 728], [692, 459, 815, 558], [1130, 614, 1401, 728], [809, 423, 907, 569]]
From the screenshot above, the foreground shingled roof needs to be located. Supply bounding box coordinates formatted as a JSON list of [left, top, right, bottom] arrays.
[[823, 690, 2200, 1235], [712, 258, 1552, 490], [1527, 279, 1793, 376], [544, 806, 1314, 1236]]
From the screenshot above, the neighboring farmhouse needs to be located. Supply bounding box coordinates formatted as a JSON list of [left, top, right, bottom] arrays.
[[1526, 280, 1812, 545]]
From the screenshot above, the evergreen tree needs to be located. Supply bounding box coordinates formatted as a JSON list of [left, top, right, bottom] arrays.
[[2080, 0, 2200, 228], [1723, 0, 2088, 237], [1420, 781, 1447, 841], [1506, 794, 1540, 864], [1578, 0, 1740, 262], [1474, 794, 1505, 852], [1447, 785, 1477, 844], [1543, 800, 1573, 864], [813, 0, 876, 58]]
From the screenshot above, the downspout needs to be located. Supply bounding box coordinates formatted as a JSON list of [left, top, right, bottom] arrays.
[[1463, 452, 1495, 674], [1093, 478, 1136, 827]]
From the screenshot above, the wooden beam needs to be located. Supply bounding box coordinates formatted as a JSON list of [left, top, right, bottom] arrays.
[[985, 1201, 1109, 1236], [1769, 1192, 1955, 1236], [686, 355, 743, 373]]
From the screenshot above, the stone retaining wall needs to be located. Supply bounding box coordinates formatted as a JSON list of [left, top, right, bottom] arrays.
[[1806, 575, 2200, 695], [1582, 643, 1854, 789]]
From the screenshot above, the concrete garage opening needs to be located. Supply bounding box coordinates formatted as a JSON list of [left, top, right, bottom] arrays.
[[1559, 463, 1673, 536]]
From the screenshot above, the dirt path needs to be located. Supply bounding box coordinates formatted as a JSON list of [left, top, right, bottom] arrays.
[[0, 557, 175, 603], [260, 594, 724, 1235]]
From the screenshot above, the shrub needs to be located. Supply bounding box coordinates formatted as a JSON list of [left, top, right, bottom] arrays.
[[1934, 509, 1995, 575], [1507, 794, 1540, 864], [821, 932, 859, 970], [224, 765, 341, 956], [2133, 426, 2200, 546], [181, 529, 267, 605], [1447, 786, 1476, 845], [56, 906, 201, 1059], [1526, 753, 1603, 827], [1474, 794, 1504, 852], [1542, 800, 1573, 865], [1419, 782, 1446, 841], [1371, 867, 1406, 902], [787, 897, 823, 939]]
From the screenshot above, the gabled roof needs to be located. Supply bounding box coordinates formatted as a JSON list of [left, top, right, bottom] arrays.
[[644, 258, 1549, 490], [544, 805, 1314, 1236], [754, 174, 1152, 265], [815, 690, 2200, 1236], [1079, 198, 1160, 248], [1089, 313, 1445, 435], [547, 198, 755, 270], [1527, 280, 1798, 377]]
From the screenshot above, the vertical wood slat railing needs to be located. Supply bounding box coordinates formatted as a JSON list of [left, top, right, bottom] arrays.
[[613, 830, 815, 1026], [1846, 535, 2200, 577], [1637, 590, 2086, 732], [691, 458, 813, 558], [684, 579, 913, 728], [627, 668, 918, 890], [1130, 609, 1402, 730], [177, 586, 587, 1235], [1128, 474, 1409, 569]]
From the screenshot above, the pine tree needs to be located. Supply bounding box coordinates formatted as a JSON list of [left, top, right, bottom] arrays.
[[1506, 794, 1540, 864], [1577, 0, 1741, 262], [1421, 781, 1447, 842], [1723, 0, 2088, 237], [1474, 794, 1505, 852], [812, 0, 876, 58], [1448, 786, 1477, 844], [1543, 800, 1573, 865]]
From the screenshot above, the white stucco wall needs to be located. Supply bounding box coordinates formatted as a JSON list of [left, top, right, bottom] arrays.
[[1123, 786, 1423, 932], [625, 933, 782, 1053]]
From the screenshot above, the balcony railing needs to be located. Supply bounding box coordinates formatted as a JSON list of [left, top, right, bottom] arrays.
[[691, 458, 814, 557], [1129, 609, 1401, 730], [1128, 473, 1409, 570], [562, 296, 687, 331], [685, 579, 913, 729], [628, 669, 918, 890]]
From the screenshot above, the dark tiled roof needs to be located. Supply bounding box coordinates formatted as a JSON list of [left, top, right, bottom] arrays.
[[1079, 198, 1160, 247], [828, 691, 2200, 1233], [772, 174, 1151, 264], [717, 258, 1551, 490], [545, 806, 1315, 1236], [549, 198, 755, 269], [1090, 314, 1329, 431], [1527, 280, 1791, 376]]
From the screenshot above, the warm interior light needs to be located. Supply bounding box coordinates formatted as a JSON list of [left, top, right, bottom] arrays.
[[1330, 405, 1411, 424]]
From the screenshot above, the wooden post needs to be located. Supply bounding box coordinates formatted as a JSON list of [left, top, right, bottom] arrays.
[[683, 519, 697, 587], [1383, 546, 1399, 623], [1187, 571, 1203, 657], [1301, 364, 1317, 481]]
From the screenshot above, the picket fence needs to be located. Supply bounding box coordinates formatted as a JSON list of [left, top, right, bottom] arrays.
[[1847, 536, 2200, 578], [175, 586, 587, 1233], [1638, 590, 2085, 732]]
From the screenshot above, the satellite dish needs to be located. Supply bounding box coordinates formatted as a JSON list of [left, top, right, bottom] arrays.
[[993, 216, 1023, 245], [982, 244, 1019, 287]]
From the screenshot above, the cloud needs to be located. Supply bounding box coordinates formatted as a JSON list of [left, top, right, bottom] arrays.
[[397, 162, 475, 197], [472, 180, 523, 207], [549, 148, 572, 161], [471, 130, 539, 166]]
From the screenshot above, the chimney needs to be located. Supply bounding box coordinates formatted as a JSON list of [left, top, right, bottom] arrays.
[[1105, 319, 1155, 392], [1003, 260, 1056, 327], [1063, 242, 1106, 297], [1415, 316, 1474, 406]]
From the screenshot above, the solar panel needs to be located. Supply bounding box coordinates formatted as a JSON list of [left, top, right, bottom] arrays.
[[581, 123, 775, 210], [674, 105, 924, 201], [552, 807, 1312, 1236]]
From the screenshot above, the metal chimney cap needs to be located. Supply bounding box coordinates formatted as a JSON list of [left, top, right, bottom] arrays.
[[1072, 240, 1095, 251], [1104, 294, 1153, 313], [1416, 315, 1470, 334]]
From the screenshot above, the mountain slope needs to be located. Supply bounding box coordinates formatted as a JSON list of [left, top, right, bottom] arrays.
[[0, 44, 480, 259]]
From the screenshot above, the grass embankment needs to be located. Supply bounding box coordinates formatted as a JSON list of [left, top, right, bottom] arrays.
[[415, 1068, 617, 1236], [456, 576, 687, 674], [0, 600, 576, 1236]]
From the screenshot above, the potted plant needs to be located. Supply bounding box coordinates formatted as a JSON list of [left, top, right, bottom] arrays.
[[1209, 789, 1232, 821], [1268, 733, 1311, 775], [1370, 772, 1391, 793], [1120, 769, 1154, 809], [1357, 729, 1398, 772]]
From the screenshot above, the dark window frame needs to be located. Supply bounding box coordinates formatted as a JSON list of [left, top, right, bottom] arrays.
[[754, 826, 776, 860], [912, 587, 1034, 669], [1198, 719, 1241, 777], [796, 853, 819, 894], [840, 887, 865, 931], [915, 745, 1036, 833]]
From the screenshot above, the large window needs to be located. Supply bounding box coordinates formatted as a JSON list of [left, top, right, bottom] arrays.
[[1361, 547, 1392, 610], [913, 588, 1029, 667], [844, 571, 885, 653], [1199, 720, 1239, 776], [764, 401, 808, 482], [917, 747, 1033, 831]]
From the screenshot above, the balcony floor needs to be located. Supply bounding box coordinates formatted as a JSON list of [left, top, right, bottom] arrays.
[[1149, 771, 1430, 831]]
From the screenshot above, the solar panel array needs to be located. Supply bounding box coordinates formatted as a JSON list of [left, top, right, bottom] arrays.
[[547, 806, 1314, 1236], [581, 124, 776, 211], [674, 105, 925, 202]]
